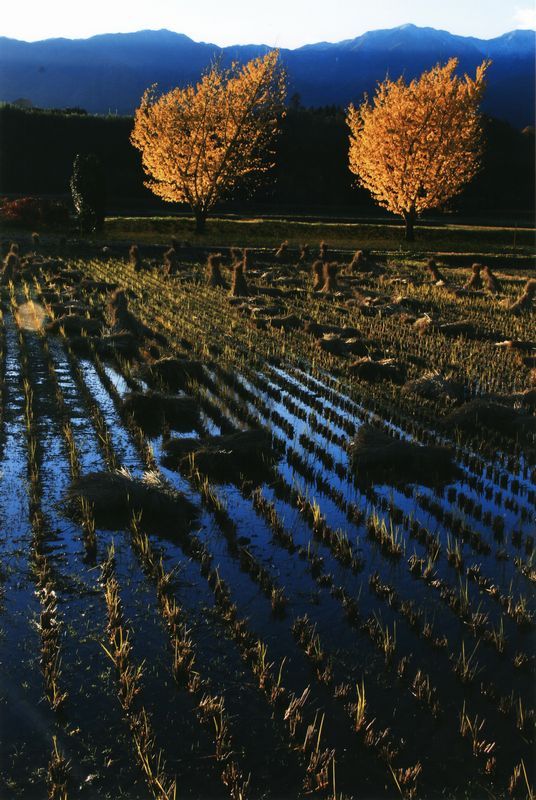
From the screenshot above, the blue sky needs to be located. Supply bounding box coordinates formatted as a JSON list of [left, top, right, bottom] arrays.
[[2, 0, 535, 45]]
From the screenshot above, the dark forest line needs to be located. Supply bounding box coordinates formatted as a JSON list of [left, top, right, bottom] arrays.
[[0, 103, 534, 219]]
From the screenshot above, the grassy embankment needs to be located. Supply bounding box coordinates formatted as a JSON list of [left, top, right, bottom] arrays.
[[103, 214, 536, 256]]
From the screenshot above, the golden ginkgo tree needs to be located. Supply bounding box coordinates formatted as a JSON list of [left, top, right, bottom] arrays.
[[130, 50, 286, 232], [346, 58, 490, 241]]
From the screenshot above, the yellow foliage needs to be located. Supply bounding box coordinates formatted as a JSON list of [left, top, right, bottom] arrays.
[[346, 58, 490, 238], [131, 51, 286, 230]]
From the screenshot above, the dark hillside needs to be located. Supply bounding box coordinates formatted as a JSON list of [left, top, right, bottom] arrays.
[[0, 25, 534, 126]]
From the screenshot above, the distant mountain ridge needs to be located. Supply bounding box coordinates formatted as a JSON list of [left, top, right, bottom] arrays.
[[0, 24, 534, 126]]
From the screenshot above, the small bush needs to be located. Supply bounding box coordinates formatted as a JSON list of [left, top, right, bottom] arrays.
[[70, 153, 106, 232]]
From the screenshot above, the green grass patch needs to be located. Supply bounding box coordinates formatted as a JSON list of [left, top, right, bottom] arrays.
[[103, 214, 535, 254]]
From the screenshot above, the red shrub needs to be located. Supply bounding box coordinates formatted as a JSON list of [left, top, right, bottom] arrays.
[[0, 196, 70, 229]]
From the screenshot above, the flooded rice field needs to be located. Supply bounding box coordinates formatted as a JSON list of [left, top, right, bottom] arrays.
[[0, 243, 534, 799]]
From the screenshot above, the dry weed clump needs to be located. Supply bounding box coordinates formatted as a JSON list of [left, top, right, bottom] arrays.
[[206, 253, 227, 288], [348, 249, 368, 273], [46, 314, 102, 337], [311, 261, 324, 291], [402, 371, 465, 403], [107, 289, 167, 344], [321, 262, 339, 293], [349, 358, 405, 384], [123, 391, 199, 435], [298, 243, 309, 263], [464, 263, 483, 290], [98, 332, 139, 358], [481, 265, 501, 294], [163, 246, 179, 274], [275, 240, 288, 260], [268, 314, 303, 332], [230, 261, 250, 297], [129, 244, 141, 271], [507, 278, 536, 314], [443, 400, 536, 440], [413, 316, 477, 339], [230, 246, 251, 274], [349, 425, 458, 485], [66, 470, 198, 532], [425, 258, 447, 284], [316, 333, 371, 358], [304, 321, 360, 338], [163, 429, 277, 482], [140, 356, 205, 391]]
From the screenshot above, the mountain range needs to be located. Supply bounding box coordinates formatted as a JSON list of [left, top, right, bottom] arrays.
[[0, 24, 534, 127]]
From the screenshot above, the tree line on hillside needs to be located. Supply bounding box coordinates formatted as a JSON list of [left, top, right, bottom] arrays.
[[0, 77, 533, 221]]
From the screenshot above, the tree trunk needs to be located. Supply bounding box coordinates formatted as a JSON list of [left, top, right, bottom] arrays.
[[403, 209, 416, 242], [193, 207, 207, 234]]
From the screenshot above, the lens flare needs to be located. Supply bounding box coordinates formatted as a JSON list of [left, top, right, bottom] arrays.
[[15, 301, 46, 331]]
